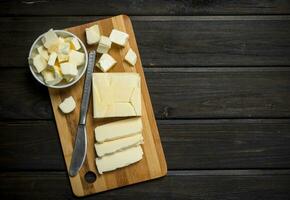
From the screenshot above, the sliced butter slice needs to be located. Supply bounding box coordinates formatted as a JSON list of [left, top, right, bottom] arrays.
[[41, 29, 59, 52], [95, 134, 143, 157], [85, 25, 100, 45], [59, 96, 76, 114], [109, 29, 129, 46], [124, 48, 137, 66], [95, 145, 143, 174], [95, 117, 142, 143]]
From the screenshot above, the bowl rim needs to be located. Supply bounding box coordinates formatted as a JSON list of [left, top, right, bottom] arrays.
[[28, 29, 88, 89]]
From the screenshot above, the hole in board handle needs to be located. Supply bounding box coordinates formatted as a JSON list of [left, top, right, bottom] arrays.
[[85, 171, 97, 183]]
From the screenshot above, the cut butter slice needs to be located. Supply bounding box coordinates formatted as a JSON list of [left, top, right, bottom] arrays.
[[96, 53, 116, 72], [59, 96, 76, 114], [85, 25, 100, 45], [95, 117, 142, 143], [124, 48, 137, 66], [95, 145, 143, 174], [109, 29, 129, 46], [95, 134, 143, 157]]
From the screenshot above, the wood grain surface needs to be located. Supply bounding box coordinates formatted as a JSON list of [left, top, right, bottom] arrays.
[[48, 15, 167, 196], [1, 119, 290, 170], [1, 171, 290, 200], [1, 0, 290, 16], [1, 16, 290, 67], [1, 0, 290, 199], [1, 67, 290, 120]]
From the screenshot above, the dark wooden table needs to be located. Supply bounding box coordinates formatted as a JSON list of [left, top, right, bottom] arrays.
[[1, 1, 290, 199]]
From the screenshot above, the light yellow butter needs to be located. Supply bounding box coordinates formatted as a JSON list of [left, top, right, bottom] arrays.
[[60, 62, 78, 80], [95, 145, 143, 174], [109, 29, 129, 46], [85, 25, 100, 45], [125, 48, 137, 66], [59, 96, 76, 114], [42, 29, 59, 52], [47, 52, 57, 67], [33, 54, 47, 73], [95, 53, 116, 72], [92, 73, 141, 118], [69, 50, 85, 66], [95, 134, 143, 157], [37, 46, 49, 61], [97, 36, 112, 54], [95, 117, 142, 143]]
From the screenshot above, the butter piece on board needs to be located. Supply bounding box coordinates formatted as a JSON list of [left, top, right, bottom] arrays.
[[95, 117, 142, 143], [92, 73, 141, 118], [95, 145, 143, 174]]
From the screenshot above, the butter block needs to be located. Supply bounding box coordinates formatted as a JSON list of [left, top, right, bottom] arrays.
[[95, 117, 142, 143], [59, 96, 76, 114], [70, 37, 81, 50], [92, 73, 141, 118], [97, 36, 112, 54], [60, 62, 78, 80], [85, 25, 100, 45], [41, 69, 54, 84], [33, 54, 47, 73], [57, 53, 69, 63], [42, 29, 59, 52], [125, 48, 137, 66], [96, 53, 116, 72], [58, 42, 70, 55], [109, 29, 129, 46], [48, 65, 63, 85], [95, 134, 143, 157], [47, 52, 57, 67], [37, 46, 49, 60], [69, 50, 85, 66], [95, 145, 143, 174]]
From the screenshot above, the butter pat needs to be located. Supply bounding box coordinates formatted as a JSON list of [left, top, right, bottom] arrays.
[[125, 48, 137, 66], [69, 50, 85, 66], [95, 145, 143, 174], [33, 54, 47, 73], [96, 53, 116, 72], [95, 117, 143, 143], [59, 96, 76, 114], [70, 37, 81, 50], [41, 69, 54, 84], [37, 46, 49, 60], [92, 73, 141, 118], [58, 42, 70, 55], [57, 53, 69, 63], [97, 36, 112, 54], [95, 134, 143, 157], [109, 29, 129, 46], [60, 62, 78, 80], [85, 25, 100, 45], [42, 29, 59, 52], [47, 52, 57, 67]]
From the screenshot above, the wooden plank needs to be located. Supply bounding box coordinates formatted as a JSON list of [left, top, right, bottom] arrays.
[[47, 15, 167, 196], [1, 67, 290, 120], [1, 171, 290, 199], [1, 0, 289, 16], [1, 119, 290, 170], [1, 16, 290, 67]]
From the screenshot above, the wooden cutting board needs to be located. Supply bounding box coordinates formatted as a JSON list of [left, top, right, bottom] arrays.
[[48, 15, 167, 197]]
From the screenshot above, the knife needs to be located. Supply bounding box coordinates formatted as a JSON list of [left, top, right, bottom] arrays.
[[69, 51, 96, 177]]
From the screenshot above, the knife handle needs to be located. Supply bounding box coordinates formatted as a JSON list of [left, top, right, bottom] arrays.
[[79, 51, 96, 125]]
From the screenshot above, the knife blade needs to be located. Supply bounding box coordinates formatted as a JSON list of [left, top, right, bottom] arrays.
[[69, 51, 96, 177]]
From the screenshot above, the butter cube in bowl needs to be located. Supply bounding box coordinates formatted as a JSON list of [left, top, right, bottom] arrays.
[[28, 29, 88, 88]]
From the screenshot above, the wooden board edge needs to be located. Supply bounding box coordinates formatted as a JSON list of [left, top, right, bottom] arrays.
[[121, 14, 168, 176]]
